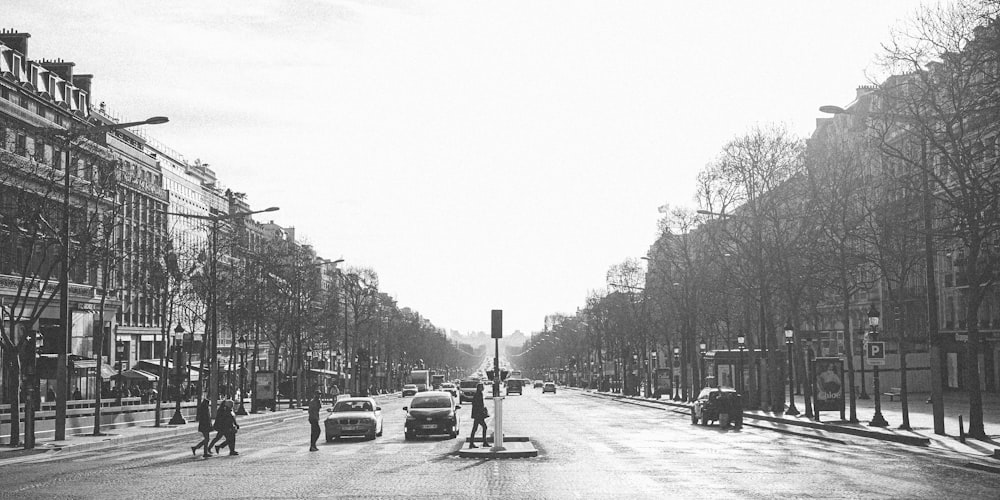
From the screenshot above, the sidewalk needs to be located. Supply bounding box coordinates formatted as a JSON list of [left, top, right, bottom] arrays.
[[585, 388, 1000, 466], [0, 393, 399, 460]]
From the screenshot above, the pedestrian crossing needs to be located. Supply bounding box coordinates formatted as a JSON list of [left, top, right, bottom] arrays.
[[4, 440, 456, 466]]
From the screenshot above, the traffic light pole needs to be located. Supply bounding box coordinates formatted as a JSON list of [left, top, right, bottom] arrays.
[[492, 338, 504, 452]]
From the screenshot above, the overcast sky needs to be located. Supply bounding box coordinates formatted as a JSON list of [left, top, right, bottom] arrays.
[[10, 0, 925, 336]]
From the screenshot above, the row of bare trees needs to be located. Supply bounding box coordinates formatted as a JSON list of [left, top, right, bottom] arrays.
[[518, 1, 1000, 438]]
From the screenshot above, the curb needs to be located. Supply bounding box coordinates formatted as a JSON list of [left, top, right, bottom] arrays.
[[744, 413, 931, 447], [581, 389, 933, 448]]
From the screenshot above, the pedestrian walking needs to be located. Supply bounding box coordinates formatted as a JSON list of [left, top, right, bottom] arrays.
[[308, 389, 322, 451], [210, 400, 240, 456], [468, 383, 490, 449], [191, 399, 214, 457]]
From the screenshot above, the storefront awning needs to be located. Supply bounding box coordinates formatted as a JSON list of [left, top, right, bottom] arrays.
[[112, 369, 158, 381], [100, 364, 117, 379]]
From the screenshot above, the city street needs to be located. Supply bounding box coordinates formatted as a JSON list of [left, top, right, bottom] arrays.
[[2, 388, 998, 499]]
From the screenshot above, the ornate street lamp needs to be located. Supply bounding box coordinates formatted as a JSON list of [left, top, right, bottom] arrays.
[[168, 324, 187, 425], [737, 335, 746, 395], [698, 341, 707, 392], [672, 347, 681, 400], [868, 304, 889, 427], [235, 335, 249, 415], [650, 350, 658, 397], [784, 322, 800, 416]]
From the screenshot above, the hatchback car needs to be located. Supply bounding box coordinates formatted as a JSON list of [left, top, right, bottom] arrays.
[[403, 391, 461, 440], [691, 387, 743, 428], [542, 382, 556, 394], [533, 380, 544, 388], [401, 384, 418, 397], [325, 397, 383, 441]]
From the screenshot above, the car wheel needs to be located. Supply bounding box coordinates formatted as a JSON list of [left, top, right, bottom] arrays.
[[326, 435, 333, 443], [691, 409, 698, 424], [377, 425, 383, 437], [366, 431, 376, 441], [700, 413, 708, 426], [719, 413, 730, 428], [404, 431, 414, 441]]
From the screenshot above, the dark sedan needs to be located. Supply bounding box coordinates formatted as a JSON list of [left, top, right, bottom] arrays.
[[403, 391, 461, 440]]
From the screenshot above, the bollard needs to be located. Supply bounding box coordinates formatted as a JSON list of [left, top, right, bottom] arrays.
[[959, 415, 965, 443]]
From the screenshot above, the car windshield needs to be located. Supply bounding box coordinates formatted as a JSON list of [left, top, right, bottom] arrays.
[[403, 385, 416, 389], [441, 383, 455, 388], [460, 381, 478, 388], [333, 400, 373, 412], [411, 396, 452, 408]]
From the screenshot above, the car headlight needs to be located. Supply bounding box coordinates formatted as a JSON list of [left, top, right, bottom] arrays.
[[405, 414, 415, 421]]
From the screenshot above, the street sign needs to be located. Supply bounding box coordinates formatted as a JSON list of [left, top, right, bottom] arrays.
[[866, 341, 886, 366]]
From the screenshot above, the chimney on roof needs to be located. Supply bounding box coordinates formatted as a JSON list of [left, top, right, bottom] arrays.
[[41, 59, 75, 81], [0, 30, 30, 56], [72, 74, 93, 94]]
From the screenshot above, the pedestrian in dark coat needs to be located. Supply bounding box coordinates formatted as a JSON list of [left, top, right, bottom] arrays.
[[468, 383, 489, 448], [191, 399, 214, 457], [209, 400, 240, 456], [308, 390, 322, 451]]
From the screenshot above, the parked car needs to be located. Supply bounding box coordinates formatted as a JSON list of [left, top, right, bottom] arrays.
[[324, 397, 383, 441], [506, 378, 524, 395], [542, 382, 556, 394], [533, 380, 544, 388], [691, 387, 743, 428], [402, 384, 418, 397], [440, 382, 459, 399], [403, 391, 461, 440]]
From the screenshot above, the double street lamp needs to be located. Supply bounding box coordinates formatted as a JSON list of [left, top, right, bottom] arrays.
[[49, 115, 169, 441]]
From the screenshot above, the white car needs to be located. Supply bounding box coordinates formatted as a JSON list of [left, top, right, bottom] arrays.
[[325, 397, 383, 441], [440, 382, 459, 399]]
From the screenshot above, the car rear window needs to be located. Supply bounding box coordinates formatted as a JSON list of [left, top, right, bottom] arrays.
[[460, 381, 479, 388], [334, 401, 373, 412], [411, 396, 452, 408]]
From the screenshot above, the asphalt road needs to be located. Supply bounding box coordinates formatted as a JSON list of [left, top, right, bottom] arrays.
[[1, 387, 998, 499]]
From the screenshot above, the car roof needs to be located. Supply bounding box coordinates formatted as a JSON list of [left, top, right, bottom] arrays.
[[336, 397, 376, 403], [412, 390, 452, 398]]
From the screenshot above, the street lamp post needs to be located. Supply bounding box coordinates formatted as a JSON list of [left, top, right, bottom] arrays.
[[236, 335, 248, 415], [698, 342, 707, 391], [737, 335, 746, 395], [50, 115, 169, 441], [650, 350, 658, 397], [868, 304, 889, 427], [168, 324, 187, 425], [858, 327, 870, 399], [164, 206, 279, 416], [672, 347, 681, 400], [784, 322, 800, 416]]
